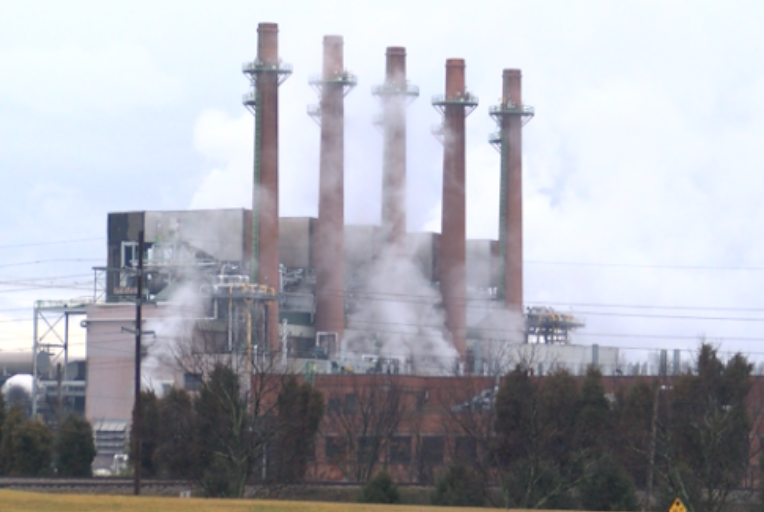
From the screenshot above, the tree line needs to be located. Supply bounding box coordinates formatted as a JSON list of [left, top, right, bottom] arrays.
[[132, 365, 324, 498], [0, 390, 96, 477], [1, 341, 757, 512], [424, 342, 756, 512], [316, 343, 758, 512]]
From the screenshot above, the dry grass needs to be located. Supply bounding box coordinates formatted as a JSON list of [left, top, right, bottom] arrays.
[[0, 490, 505, 512]]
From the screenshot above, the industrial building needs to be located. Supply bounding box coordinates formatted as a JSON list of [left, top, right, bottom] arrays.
[[0, 22, 656, 473]]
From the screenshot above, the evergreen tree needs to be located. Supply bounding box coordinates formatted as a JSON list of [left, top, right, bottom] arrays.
[[494, 366, 535, 464], [0, 405, 24, 474], [11, 419, 53, 476], [494, 367, 582, 509], [612, 379, 655, 488], [130, 389, 159, 478], [579, 455, 639, 511], [665, 344, 752, 512], [56, 414, 96, 477], [575, 366, 611, 455], [273, 377, 324, 483], [154, 388, 198, 479], [196, 364, 253, 497], [0, 391, 5, 474]]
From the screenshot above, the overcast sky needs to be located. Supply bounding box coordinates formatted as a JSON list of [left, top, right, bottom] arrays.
[[1, 0, 763, 365]]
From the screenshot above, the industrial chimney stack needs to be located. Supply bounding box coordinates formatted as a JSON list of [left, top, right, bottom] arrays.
[[309, 36, 357, 354], [373, 47, 418, 249], [432, 59, 478, 359], [489, 69, 533, 314], [242, 23, 291, 352]]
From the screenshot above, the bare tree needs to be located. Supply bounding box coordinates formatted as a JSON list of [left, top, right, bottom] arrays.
[[438, 377, 501, 504], [322, 375, 407, 483]]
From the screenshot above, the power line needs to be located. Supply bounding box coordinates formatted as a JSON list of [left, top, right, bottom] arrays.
[[0, 259, 101, 269], [0, 237, 103, 250], [525, 259, 764, 271], [0, 273, 92, 284]]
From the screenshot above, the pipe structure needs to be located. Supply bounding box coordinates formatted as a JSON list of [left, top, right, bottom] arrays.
[[489, 69, 534, 313], [432, 59, 478, 359], [373, 47, 418, 249], [242, 22, 292, 352], [309, 36, 356, 353]]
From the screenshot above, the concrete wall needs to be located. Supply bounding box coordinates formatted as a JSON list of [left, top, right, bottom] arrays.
[[279, 217, 315, 269], [85, 303, 188, 426], [466, 239, 499, 289]]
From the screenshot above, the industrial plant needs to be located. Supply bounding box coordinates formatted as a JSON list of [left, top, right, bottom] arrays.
[[12, 23, 678, 473]]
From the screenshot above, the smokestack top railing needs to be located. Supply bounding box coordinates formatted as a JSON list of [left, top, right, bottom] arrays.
[[241, 59, 293, 77], [371, 82, 420, 99], [488, 101, 535, 152], [307, 70, 358, 125], [241, 60, 293, 114], [308, 70, 358, 97], [431, 92, 479, 116], [431, 93, 479, 145]]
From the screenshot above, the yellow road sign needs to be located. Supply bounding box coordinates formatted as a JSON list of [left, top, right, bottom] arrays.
[[669, 498, 687, 512]]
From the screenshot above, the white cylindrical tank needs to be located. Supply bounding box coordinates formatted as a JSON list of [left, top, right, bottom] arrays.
[[0, 351, 50, 376]]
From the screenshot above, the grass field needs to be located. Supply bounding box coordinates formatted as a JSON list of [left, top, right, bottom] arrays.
[[0, 490, 499, 512]]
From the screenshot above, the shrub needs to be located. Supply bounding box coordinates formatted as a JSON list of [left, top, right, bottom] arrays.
[[360, 469, 400, 504], [431, 463, 485, 507], [579, 456, 639, 511]]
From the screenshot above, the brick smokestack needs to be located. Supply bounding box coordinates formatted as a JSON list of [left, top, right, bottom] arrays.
[[314, 36, 354, 352], [433, 59, 476, 359], [379, 46, 411, 249], [490, 69, 532, 314], [243, 22, 290, 352], [503, 70, 523, 312]]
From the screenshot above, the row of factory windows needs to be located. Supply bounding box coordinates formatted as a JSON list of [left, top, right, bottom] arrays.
[[321, 435, 477, 466]]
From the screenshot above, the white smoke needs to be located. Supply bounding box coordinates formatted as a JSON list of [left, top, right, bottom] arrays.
[[344, 244, 458, 375], [142, 283, 205, 394]]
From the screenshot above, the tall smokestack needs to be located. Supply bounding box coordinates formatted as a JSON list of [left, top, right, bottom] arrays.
[[309, 36, 356, 354], [242, 22, 291, 352], [432, 59, 478, 359], [489, 69, 533, 313], [373, 47, 418, 249]]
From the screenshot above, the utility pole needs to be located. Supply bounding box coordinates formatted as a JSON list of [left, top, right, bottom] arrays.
[[56, 363, 62, 430], [133, 230, 144, 496], [123, 230, 145, 496]]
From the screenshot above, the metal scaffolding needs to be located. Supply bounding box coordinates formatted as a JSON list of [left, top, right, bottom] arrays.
[[31, 298, 90, 417]]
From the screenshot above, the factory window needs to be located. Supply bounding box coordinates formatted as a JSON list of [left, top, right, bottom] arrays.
[[325, 436, 345, 461], [119, 241, 139, 289], [327, 396, 340, 414], [343, 393, 357, 415], [421, 436, 445, 465], [183, 373, 203, 392], [416, 390, 429, 412], [454, 436, 477, 461], [121, 241, 138, 268], [357, 435, 380, 465], [389, 436, 411, 465]]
